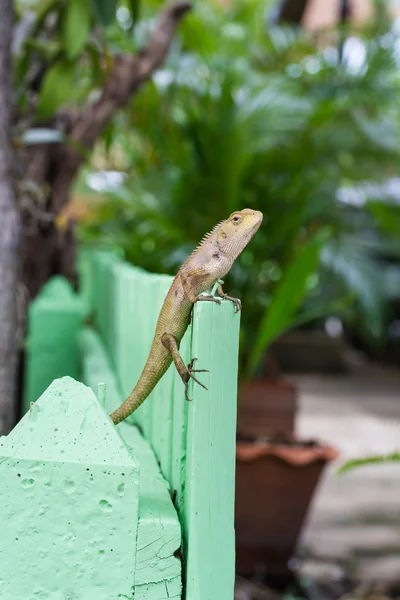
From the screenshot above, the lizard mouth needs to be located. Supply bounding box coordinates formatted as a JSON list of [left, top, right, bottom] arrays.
[[244, 222, 261, 241], [251, 214, 263, 235]]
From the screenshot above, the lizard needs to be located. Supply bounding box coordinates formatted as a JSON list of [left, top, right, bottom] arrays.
[[110, 208, 263, 425]]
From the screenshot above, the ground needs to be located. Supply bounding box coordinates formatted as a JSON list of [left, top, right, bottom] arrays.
[[292, 360, 400, 586]]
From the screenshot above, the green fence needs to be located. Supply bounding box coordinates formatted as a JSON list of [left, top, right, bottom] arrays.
[[1, 250, 241, 600], [23, 276, 83, 410]]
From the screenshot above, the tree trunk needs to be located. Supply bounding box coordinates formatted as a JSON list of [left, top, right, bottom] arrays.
[[277, 0, 310, 24], [20, 0, 191, 300], [0, 0, 21, 434]]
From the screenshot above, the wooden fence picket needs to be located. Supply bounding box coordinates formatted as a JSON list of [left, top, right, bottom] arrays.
[[21, 249, 241, 600]]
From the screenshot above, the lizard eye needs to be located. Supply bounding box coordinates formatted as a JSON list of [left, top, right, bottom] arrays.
[[232, 215, 241, 224]]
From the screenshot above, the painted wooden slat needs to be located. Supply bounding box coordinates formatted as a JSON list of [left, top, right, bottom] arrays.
[[118, 422, 181, 589], [80, 328, 182, 592], [132, 272, 170, 439], [104, 253, 119, 367], [148, 275, 174, 469], [133, 273, 158, 438], [108, 260, 126, 383], [77, 247, 123, 322], [116, 265, 144, 433], [23, 276, 83, 413], [91, 251, 118, 351], [169, 324, 191, 506], [182, 300, 240, 600], [99, 252, 120, 353], [133, 270, 154, 417], [76, 247, 94, 317], [147, 275, 167, 449], [112, 262, 144, 399], [80, 329, 122, 416], [90, 251, 105, 338]]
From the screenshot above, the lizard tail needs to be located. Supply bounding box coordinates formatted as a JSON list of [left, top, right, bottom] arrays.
[[109, 351, 172, 425]]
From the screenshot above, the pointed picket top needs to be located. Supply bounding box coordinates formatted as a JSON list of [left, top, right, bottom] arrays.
[[1, 376, 135, 467], [0, 376, 140, 600], [35, 275, 76, 302]]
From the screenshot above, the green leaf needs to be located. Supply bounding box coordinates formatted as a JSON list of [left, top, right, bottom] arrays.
[[89, 0, 118, 26], [33, 0, 64, 37], [128, 0, 140, 27], [62, 0, 92, 59], [367, 200, 400, 238], [25, 39, 62, 61], [283, 296, 352, 332], [37, 61, 75, 120], [320, 237, 387, 342], [245, 228, 330, 378], [338, 451, 400, 474]]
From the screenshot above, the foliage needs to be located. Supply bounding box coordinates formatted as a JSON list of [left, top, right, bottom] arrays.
[[13, 0, 142, 120], [76, 1, 400, 374], [338, 451, 400, 474], [245, 228, 331, 377]]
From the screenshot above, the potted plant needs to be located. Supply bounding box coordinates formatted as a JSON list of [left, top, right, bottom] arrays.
[[237, 228, 330, 438], [234, 227, 342, 580]]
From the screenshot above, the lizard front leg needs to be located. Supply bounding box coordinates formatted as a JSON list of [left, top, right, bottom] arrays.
[[161, 333, 208, 401], [216, 283, 242, 313], [180, 272, 221, 306]]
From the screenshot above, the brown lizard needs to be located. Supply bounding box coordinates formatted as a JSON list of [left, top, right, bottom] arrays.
[[110, 208, 263, 425]]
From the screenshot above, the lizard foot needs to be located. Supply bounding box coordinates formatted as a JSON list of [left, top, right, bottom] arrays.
[[184, 358, 209, 402], [216, 284, 241, 313], [195, 295, 221, 305], [222, 294, 241, 313]]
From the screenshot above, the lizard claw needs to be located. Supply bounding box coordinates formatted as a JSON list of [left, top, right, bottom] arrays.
[[187, 358, 209, 373], [222, 295, 242, 313], [184, 358, 208, 401], [184, 382, 192, 402], [231, 297, 242, 313], [215, 284, 242, 313]]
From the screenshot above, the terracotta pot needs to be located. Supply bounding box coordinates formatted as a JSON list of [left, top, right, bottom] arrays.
[[235, 439, 338, 579], [237, 379, 298, 439]]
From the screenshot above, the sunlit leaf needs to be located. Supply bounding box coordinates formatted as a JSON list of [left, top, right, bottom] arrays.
[[37, 61, 75, 119], [62, 0, 92, 59]]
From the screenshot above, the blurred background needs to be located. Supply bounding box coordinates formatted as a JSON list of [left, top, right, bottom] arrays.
[[1, 0, 400, 598]]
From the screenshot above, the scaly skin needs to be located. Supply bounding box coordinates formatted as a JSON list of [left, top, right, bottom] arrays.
[[110, 208, 263, 425]]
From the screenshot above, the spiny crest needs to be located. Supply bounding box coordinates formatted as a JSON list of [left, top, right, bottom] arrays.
[[183, 219, 225, 265]]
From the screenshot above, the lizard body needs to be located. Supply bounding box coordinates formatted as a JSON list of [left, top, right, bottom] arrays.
[[110, 208, 263, 425]]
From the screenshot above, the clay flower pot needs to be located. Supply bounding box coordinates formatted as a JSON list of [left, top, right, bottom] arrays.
[[235, 438, 338, 580]]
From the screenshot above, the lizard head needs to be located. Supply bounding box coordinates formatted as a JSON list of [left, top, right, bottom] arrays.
[[217, 208, 263, 258]]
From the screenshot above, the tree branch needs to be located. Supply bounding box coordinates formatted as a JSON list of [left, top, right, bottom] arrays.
[[21, 1, 191, 298], [71, 0, 192, 149], [0, 0, 21, 433], [277, 0, 310, 24]]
